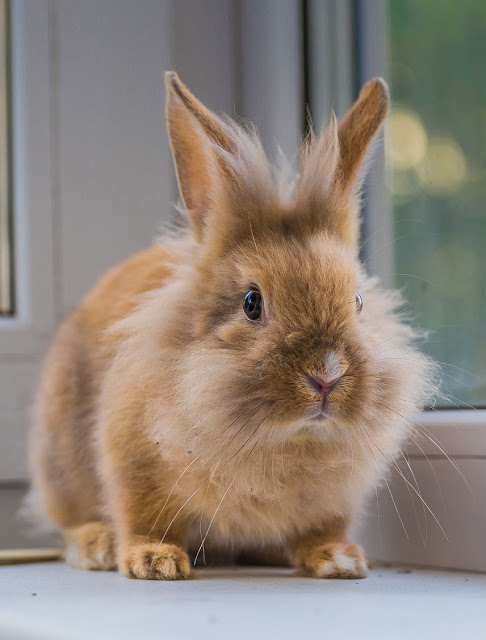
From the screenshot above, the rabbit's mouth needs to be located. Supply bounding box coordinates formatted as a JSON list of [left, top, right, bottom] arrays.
[[309, 411, 332, 423], [308, 399, 334, 422]]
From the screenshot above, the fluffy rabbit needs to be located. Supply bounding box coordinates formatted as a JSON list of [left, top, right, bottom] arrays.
[[28, 72, 436, 580]]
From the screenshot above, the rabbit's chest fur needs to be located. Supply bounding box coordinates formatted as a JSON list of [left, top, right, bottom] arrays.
[[156, 432, 372, 546]]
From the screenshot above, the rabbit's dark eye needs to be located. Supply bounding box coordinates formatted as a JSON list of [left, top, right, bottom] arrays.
[[355, 292, 363, 314], [244, 289, 263, 321]]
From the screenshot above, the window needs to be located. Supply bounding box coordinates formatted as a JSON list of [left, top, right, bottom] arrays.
[[0, 0, 483, 572], [387, 0, 486, 407], [0, 0, 12, 316]]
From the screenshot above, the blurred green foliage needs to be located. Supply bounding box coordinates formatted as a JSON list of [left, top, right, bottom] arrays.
[[388, 0, 486, 406]]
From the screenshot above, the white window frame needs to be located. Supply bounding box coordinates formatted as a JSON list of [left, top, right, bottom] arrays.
[[0, 0, 55, 481], [0, 0, 55, 353], [356, 0, 486, 442], [354, 0, 486, 570]]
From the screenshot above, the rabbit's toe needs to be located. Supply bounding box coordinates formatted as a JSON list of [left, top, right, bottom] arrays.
[[296, 542, 368, 579], [121, 541, 192, 580], [64, 521, 116, 571]]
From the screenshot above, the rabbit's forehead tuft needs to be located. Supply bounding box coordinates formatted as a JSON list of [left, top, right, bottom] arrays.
[[235, 233, 358, 312]]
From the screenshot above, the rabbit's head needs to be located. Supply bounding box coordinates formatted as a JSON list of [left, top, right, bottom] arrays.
[[164, 73, 425, 454]]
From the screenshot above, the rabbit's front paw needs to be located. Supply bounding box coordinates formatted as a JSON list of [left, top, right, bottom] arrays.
[[296, 542, 368, 579], [120, 541, 192, 580], [64, 521, 117, 571]]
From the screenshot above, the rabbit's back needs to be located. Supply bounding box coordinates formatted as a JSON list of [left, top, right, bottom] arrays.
[[29, 243, 181, 529]]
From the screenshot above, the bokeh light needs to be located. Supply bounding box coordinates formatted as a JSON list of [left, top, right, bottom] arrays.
[[416, 136, 468, 196], [386, 107, 428, 171]]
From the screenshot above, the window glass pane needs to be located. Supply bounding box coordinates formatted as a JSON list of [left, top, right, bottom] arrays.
[[0, 0, 12, 316], [387, 0, 486, 407]]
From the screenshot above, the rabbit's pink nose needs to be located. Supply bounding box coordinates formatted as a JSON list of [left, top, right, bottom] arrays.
[[306, 374, 341, 398]]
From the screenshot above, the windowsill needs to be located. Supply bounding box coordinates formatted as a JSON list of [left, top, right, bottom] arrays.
[[0, 562, 485, 639], [408, 409, 486, 457]]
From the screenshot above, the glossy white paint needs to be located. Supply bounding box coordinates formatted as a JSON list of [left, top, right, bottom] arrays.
[[0, 563, 485, 640]]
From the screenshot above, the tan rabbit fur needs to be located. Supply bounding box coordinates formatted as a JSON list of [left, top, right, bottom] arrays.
[[29, 72, 436, 580]]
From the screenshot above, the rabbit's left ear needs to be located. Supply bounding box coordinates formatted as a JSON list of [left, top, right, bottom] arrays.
[[165, 71, 237, 242], [337, 78, 389, 190], [165, 71, 273, 245], [296, 78, 389, 248]]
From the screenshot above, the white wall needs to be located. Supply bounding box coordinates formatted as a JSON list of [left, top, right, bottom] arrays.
[[54, 0, 173, 313]]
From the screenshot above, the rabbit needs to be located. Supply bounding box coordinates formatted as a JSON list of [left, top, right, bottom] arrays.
[[28, 71, 436, 580]]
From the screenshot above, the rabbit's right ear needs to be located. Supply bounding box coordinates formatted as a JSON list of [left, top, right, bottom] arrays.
[[165, 72, 236, 242], [337, 78, 389, 190]]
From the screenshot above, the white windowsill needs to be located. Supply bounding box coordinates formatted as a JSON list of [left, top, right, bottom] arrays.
[[0, 562, 485, 640], [408, 409, 486, 457]]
